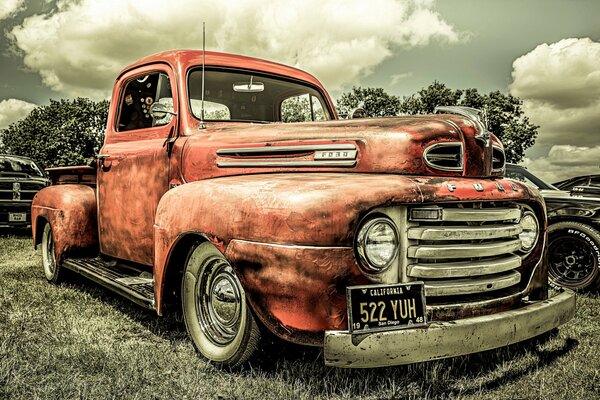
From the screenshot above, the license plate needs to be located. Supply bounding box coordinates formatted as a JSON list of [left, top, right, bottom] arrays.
[[8, 213, 26, 222], [347, 282, 427, 333]]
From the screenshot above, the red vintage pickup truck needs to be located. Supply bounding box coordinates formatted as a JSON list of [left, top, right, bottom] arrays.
[[32, 50, 575, 368]]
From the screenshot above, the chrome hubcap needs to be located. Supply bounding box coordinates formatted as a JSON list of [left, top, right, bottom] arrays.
[[196, 258, 242, 345], [44, 228, 56, 276]]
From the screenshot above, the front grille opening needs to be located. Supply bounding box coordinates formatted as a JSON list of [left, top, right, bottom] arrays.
[[423, 142, 463, 171], [407, 202, 525, 303]]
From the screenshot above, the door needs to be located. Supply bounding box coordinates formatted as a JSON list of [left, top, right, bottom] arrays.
[[97, 65, 178, 265]]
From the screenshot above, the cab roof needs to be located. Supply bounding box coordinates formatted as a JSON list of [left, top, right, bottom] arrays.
[[117, 50, 325, 88]]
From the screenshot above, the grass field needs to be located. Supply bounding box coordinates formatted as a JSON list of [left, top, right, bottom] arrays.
[[1, 232, 599, 400]]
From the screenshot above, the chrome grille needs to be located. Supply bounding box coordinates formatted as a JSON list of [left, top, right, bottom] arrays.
[[406, 204, 523, 297], [423, 142, 463, 172]]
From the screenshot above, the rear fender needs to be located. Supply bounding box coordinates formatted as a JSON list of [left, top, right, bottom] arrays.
[[32, 185, 98, 262]]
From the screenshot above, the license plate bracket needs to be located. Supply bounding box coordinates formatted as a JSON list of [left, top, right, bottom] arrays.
[[347, 282, 427, 334], [8, 213, 26, 222]]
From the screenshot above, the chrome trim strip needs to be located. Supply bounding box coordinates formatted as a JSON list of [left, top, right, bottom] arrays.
[[423, 142, 463, 172], [408, 255, 522, 279], [440, 208, 521, 222], [216, 160, 357, 168], [424, 271, 521, 296], [408, 224, 522, 241], [407, 238, 522, 259], [217, 143, 356, 155]]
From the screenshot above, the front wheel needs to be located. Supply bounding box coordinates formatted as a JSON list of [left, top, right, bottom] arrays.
[[41, 222, 63, 283], [548, 221, 600, 291], [181, 242, 260, 367]]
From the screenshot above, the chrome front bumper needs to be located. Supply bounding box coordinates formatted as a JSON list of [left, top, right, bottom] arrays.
[[324, 289, 576, 368]]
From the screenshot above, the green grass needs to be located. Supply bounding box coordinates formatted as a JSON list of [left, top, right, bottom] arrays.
[[1, 232, 599, 399]]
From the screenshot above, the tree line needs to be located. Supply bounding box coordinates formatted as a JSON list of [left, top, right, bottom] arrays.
[[0, 82, 537, 168]]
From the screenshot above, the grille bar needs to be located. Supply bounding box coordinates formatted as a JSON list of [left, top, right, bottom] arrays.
[[408, 224, 522, 241], [424, 271, 521, 296], [408, 255, 521, 279], [408, 239, 522, 259], [440, 208, 521, 222]]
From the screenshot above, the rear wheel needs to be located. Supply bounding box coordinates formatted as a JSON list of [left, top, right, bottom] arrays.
[[548, 221, 600, 291], [181, 242, 260, 367], [41, 222, 63, 283]]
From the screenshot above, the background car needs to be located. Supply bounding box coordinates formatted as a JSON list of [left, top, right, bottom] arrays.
[[554, 174, 600, 191], [553, 174, 600, 198], [0, 154, 49, 228], [506, 163, 600, 291]]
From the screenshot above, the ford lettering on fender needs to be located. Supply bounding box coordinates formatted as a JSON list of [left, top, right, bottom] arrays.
[[31, 50, 575, 368]]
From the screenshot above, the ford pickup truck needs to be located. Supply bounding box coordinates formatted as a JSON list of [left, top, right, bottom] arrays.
[[31, 50, 575, 368]]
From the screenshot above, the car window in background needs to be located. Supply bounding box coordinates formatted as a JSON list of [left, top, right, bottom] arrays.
[[0, 156, 44, 177], [505, 165, 558, 190]]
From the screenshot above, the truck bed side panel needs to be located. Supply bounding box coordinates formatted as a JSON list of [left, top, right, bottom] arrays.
[[32, 185, 98, 262]]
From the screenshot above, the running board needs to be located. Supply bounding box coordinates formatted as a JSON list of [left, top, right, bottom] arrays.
[[63, 258, 156, 310]]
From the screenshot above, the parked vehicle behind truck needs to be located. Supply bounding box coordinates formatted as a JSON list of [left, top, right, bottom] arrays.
[[0, 154, 49, 228], [506, 163, 600, 291], [31, 50, 575, 368]]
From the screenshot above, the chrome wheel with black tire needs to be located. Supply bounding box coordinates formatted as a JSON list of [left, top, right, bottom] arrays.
[[182, 242, 260, 367], [548, 221, 600, 291], [41, 222, 63, 283]]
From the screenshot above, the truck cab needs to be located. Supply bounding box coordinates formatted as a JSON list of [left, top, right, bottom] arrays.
[[32, 50, 575, 368]]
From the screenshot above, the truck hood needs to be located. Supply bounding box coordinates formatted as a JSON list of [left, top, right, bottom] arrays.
[[181, 114, 504, 182]]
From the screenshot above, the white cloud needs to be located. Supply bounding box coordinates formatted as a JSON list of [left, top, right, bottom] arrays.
[[522, 145, 600, 183], [0, 99, 36, 130], [0, 0, 24, 21], [8, 0, 463, 99], [510, 38, 600, 149]]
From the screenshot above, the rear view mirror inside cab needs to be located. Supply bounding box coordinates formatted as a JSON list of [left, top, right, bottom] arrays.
[[233, 76, 264, 93]]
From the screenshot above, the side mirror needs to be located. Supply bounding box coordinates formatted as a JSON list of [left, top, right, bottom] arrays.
[[349, 107, 367, 119], [150, 101, 176, 125]]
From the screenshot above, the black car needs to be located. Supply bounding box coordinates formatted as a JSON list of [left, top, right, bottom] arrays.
[[0, 155, 50, 228], [553, 174, 600, 191], [506, 163, 600, 291], [553, 174, 600, 198]]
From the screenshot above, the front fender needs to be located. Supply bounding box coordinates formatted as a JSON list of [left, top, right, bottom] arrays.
[[152, 173, 539, 326], [32, 185, 98, 262]]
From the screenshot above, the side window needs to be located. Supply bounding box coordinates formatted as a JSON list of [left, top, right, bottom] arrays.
[[117, 72, 173, 132], [281, 94, 327, 122]]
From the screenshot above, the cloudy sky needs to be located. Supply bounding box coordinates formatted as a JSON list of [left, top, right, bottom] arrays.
[[0, 0, 599, 181]]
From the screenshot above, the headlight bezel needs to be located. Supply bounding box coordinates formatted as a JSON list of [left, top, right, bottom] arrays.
[[355, 216, 399, 273], [519, 208, 540, 253]]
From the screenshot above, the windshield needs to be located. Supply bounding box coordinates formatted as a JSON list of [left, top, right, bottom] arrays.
[[0, 156, 44, 177], [188, 69, 331, 123]]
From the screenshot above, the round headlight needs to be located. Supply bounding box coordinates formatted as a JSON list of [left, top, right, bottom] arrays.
[[519, 211, 539, 252], [356, 217, 399, 272]]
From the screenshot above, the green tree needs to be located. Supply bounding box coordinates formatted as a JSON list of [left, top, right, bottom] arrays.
[[397, 82, 538, 163], [281, 96, 312, 122], [0, 98, 109, 168], [336, 86, 401, 118]]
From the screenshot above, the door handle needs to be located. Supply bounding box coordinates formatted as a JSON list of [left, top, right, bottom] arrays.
[[97, 154, 111, 171]]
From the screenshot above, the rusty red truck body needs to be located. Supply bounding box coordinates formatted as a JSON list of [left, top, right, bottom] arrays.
[[31, 50, 575, 368]]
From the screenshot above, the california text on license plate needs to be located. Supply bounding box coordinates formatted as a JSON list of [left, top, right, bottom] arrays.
[[347, 282, 427, 333], [8, 213, 26, 222]]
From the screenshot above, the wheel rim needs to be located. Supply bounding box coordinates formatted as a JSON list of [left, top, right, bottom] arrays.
[[196, 257, 243, 346], [42, 227, 56, 278], [549, 234, 597, 288]]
